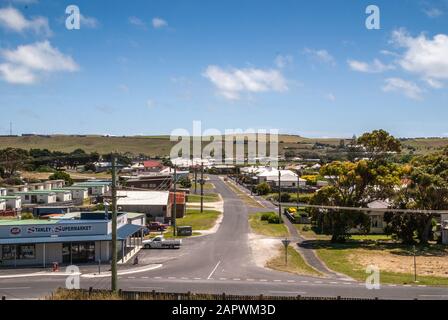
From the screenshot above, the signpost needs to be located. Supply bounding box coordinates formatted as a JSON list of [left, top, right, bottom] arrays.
[[282, 238, 291, 266]]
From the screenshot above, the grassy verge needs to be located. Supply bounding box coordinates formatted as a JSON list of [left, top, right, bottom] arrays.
[[48, 288, 121, 300], [187, 193, 220, 203], [267, 246, 322, 277], [175, 208, 221, 230], [249, 212, 288, 237], [294, 224, 393, 242], [190, 182, 215, 191], [315, 243, 448, 286], [225, 181, 264, 208]]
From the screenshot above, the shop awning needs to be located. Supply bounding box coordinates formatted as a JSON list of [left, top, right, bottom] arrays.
[[117, 224, 143, 240]]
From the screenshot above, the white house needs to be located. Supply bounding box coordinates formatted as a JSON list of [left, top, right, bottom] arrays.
[[61, 187, 89, 202], [7, 185, 29, 195], [441, 213, 448, 245], [72, 181, 111, 196], [0, 188, 7, 196], [0, 199, 6, 212], [15, 191, 57, 205], [52, 190, 72, 202], [0, 195, 22, 210], [256, 167, 306, 189]]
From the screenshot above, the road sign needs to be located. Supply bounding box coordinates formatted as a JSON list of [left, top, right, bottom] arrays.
[[282, 239, 291, 248]]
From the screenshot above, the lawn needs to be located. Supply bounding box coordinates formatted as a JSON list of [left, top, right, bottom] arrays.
[[266, 246, 322, 277], [294, 224, 392, 242], [249, 212, 288, 238], [175, 208, 221, 230], [314, 242, 448, 286], [190, 182, 215, 191], [187, 193, 220, 203]]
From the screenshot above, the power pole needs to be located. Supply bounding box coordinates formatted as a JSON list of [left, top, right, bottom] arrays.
[[278, 168, 281, 220], [200, 162, 204, 213], [296, 172, 300, 209], [9, 121, 12, 136], [194, 166, 197, 194], [172, 166, 177, 237], [111, 155, 118, 292]]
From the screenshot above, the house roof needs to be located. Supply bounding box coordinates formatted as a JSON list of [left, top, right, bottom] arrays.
[[117, 190, 169, 206], [367, 200, 390, 209], [143, 160, 163, 168]]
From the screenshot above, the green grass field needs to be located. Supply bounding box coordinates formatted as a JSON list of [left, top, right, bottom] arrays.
[[187, 193, 220, 203], [175, 208, 221, 230], [2, 134, 445, 156], [249, 212, 288, 237]]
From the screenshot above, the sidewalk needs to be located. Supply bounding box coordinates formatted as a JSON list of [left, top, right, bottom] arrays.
[[0, 262, 162, 279]]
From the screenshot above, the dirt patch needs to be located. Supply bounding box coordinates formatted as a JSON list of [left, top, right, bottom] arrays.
[[349, 249, 448, 278], [248, 233, 282, 268]]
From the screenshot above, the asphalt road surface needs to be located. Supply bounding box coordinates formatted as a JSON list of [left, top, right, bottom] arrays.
[[1, 175, 447, 300]]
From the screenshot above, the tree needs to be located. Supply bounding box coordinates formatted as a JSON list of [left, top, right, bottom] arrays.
[[49, 171, 73, 186], [0, 148, 29, 177], [357, 129, 401, 160], [387, 150, 448, 244], [255, 182, 271, 195], [310, 160, 403, 242], [178, 176, 192, 188]]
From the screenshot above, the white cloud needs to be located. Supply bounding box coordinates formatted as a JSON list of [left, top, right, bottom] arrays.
[[424, 78, 443, 89], [129, 16, 146, 29], [347, 58, 395, 73], [326, 93, 336, 102], [0, 63, 35, 84], [152, 17, 167, 29], [0, 41, 78, 84], [423, 7, 443, 18], [80, 14, 99, 28], [382, 77, 423, 100], [274, 54, 293, 68], [303, 48, 335, 65], [0, 7, 51, 36], [203, 65, 288, 100], [391, 29, 448, 82]]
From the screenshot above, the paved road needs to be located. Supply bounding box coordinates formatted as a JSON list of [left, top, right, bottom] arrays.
[[1, 175, 448, 300]]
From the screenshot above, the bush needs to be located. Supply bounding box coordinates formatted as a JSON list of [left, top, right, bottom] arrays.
[[49, 171, 73, 186], [260, 212, 273, 221], [255, 182, 271, 195], [178, 176, 192, 188], [36, 166, 55, 173], [268, 214, 282, 224], [21, 212, 34, 220], [302, 225, 310, 232], [272, 193, 291, 202]]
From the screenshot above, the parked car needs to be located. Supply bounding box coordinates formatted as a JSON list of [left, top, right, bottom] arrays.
[[142, 236, 182, 249], [147, 221, 168, 232]]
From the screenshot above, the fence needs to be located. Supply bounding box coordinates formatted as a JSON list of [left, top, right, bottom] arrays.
[[46, 288, 376, 301]]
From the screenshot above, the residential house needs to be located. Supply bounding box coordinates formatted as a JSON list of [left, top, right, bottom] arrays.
[[72, 181, 111, 196], [170, 191, 186, 218], [60, 186, 89, 202], [14, 191, 57, 205], [0, 195, 21, 211], [116, 190, 172, 223], [143, 160, 164, 172], [122, 174, 173, 190], [0, 188, 7, 196]]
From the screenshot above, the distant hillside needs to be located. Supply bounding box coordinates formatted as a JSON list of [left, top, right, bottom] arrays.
[[0, 134, 446, 157]]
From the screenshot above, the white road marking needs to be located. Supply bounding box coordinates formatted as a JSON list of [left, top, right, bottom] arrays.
[[269, 291, 306, 294], [419, 295, 448, 297], [246, 279, 255, 281], [301, 280, 309, 283], [181, 277, 189, 280], [287, 280, 295, 283], [194, 277, 202, 280], [0, 287, 31, 290], [207, 261, 221, 280], [274, 280, 282, 282], [141, 276, 148, 279], [127, 276, 136, 279], [219, 278, 227, 280], [154, 277, 162, 279], [233, 278, 241, 281], [330, 281, 338, 284], [315, 281, 323, 284], [260, 279, 268, 282]]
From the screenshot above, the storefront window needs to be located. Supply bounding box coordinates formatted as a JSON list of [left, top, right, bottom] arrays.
[[1, 244, 35, 260]]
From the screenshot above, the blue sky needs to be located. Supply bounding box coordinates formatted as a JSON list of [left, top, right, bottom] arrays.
[[0, 0, 447, 138]]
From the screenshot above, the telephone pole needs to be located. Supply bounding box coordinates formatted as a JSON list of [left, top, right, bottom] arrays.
[[194, 166, 198, 194], [111, 155, 118, 292], [172, 166, 177, 237], [296, 172, 300, 209], [278, 168, 281, 220], [200, 162, 204, 213]]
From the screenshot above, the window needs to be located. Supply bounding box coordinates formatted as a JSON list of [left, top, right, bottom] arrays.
[[1, 244, 36, 260], [25, 195, 30, 201]]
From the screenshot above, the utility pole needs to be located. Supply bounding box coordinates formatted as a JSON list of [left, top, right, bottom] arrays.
[[9, 121, 12, 136], [194, 166, 197, 194], [111, 155, 118, 292], [296, 172, 300, 209], [200, 162, 204, 213], [172, 166, 177, 237], [278, 168, 281, 220], [413, 245, 418, 282]]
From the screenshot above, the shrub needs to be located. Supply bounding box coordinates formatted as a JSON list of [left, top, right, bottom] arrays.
[[255, 182, 271, 195], [260, 212, 273, 221], [21, 212, 34, 220], [268, 214, 282, 224], [302, 225, 310, 232]]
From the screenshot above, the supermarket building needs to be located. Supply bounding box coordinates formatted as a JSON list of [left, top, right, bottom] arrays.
[[0, 212, 144, 267]]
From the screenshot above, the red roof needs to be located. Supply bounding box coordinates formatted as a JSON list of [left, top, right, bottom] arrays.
[[143, 160, 163, 168]]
